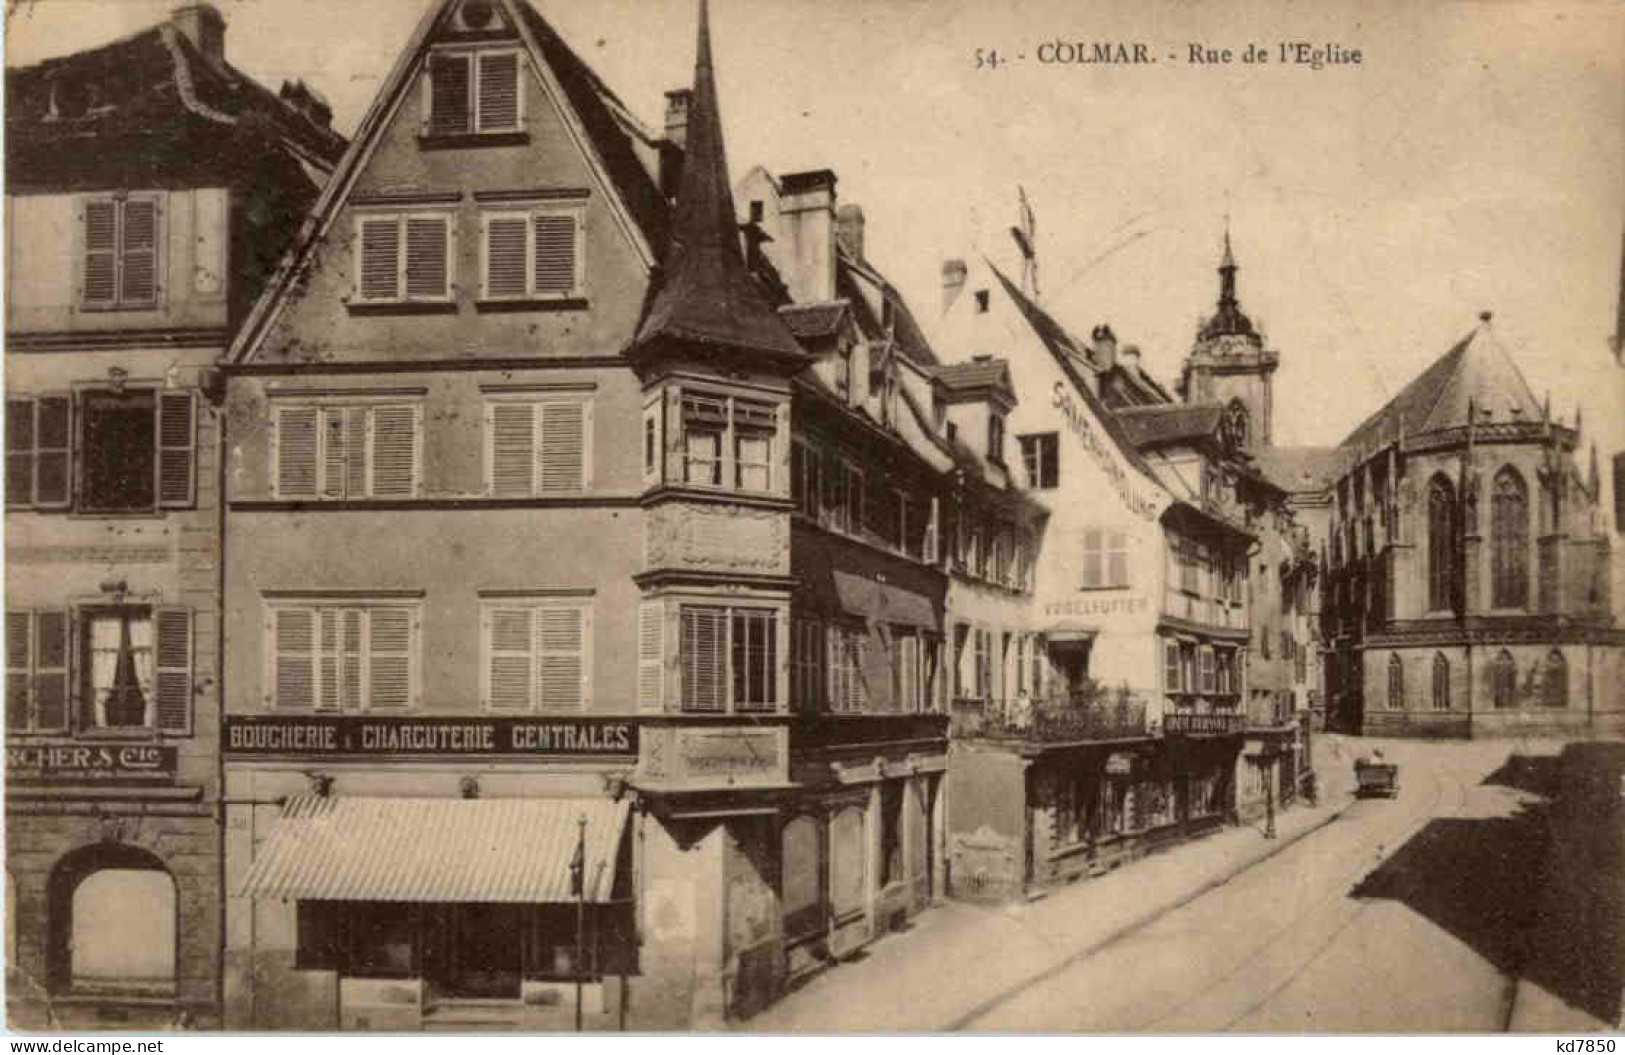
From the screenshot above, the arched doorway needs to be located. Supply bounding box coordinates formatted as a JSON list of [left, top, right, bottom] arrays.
[[47, 842, 177, 995]]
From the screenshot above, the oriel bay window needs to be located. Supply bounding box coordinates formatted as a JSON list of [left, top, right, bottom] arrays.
[[677, 393, 778, 493], [353, 211, 453, 304], [275, 402, 420, 500], [268, 600, 420, 711], [678, 604, 780, 714]]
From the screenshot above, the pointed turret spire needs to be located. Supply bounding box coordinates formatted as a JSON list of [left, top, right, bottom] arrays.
[[633, 0, 803, 364], [1199, 219, 1257, 341]]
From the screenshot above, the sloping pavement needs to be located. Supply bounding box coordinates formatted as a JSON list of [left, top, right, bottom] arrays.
[[739, 736, 1362, 1033]]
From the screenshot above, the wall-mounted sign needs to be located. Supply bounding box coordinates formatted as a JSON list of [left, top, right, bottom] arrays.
[[6, 742, 177, 783], [678, 729, 782, 782], [1164, 712, 1245, 736], [224, 716, 637, 758], [1044, 595, 1150, 619], [1104, 752, 1135, 776], [1052, 382, 1165, 521]]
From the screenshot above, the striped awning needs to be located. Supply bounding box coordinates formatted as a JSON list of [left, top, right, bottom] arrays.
[[240, 795, 629, 903]]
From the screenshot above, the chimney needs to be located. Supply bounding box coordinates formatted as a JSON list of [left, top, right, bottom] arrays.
[[942, 259, 967, 315], [836, 203, 866, 262], [663, 88, 692, 149], [778, 168, 838, 303], [658, 89, 692, 203], [171, 4, 225, 66], [279, 79, 333, 129], [1091, 324, 1118, 372], [1121, 344, 1142, 378]]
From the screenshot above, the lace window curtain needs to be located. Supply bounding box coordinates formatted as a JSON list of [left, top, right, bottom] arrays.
[[89, 613, 153, 728]]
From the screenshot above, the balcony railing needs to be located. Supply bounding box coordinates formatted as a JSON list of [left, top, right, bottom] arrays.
[[951, 695, 1150, 743]]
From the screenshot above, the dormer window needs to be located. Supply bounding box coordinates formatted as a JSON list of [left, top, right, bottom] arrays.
[[423, 48, 524, 139]]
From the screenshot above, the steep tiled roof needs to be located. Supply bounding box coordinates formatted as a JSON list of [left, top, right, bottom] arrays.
[[932, 359, 1011, 393], [836, 252, 939, 368], [1339, 319, 1544, 452], [1116, 403, 1224, 450], [6, 21, 346, 188], [633, 0, 801, 361], [778, 300, 848, 340], [987, 261, 1164, 485], [1252, 446, 1354, 493], [513, 1, 668, 252]]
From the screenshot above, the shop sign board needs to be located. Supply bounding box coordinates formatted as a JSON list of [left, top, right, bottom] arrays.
[[224, 715, 638, 758], [6, 742, 177, 783]]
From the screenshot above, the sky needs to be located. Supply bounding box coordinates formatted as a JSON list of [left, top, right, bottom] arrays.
[[7, 0, 1623, 460]]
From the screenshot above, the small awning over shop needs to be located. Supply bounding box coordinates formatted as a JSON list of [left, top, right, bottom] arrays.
[[831, 570, 939, 631], [240, 795, 629, 903], [1041, 621, 1099, 644]]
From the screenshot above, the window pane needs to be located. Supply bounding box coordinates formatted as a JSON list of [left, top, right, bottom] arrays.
[[80, 390, 156, 512]]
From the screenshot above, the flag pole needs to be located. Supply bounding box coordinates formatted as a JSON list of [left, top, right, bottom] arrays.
[[573, 813, 587, 1033]]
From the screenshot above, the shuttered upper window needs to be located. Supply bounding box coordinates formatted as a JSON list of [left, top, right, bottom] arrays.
[[678, 604, 781, 715], [481, 600, 591, 712], [81, 195, 161, 310], [484, 397, 590, 496], [7, 396, 73, 510], [6, 607, 192, 736], [480, 206, 585, 301], [274, 403, 419, 500], [267, 601, 420, 712], [352, 213, 454, 303], [424, 48, 524, 137]]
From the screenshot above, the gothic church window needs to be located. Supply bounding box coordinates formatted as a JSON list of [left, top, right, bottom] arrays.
[[1491, 467, 1529, 609], [1427, 476, 1457, 613]]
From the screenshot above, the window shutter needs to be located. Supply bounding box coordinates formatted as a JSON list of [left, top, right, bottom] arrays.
[[316, 608, 343, 711], [476, 51, 520, 132], [538, 401, 584, 493], [157, 391, 195, 508], [370, 405, 417, 497], [154, 607, 193, 734], [343, 407, 369, 499], [682, 606, 726, 712], [485, 216, 528, 298], [486, 607, 534, 711], [6, 399, 36, 508], [83, 200, 118, 305], [537, 606, 585, 710], [321, 409, 347, 498], [7, 613, 32, 731], [34, 397, 72, 509], [429, 53, 472, 135], [404, 218, 448, 299], [637, 601, 665, 713], [367, 608, 413, 710], [339, 610, 364, 710], [358, 219, 401, 301], [534, 213, 577, 295], [120, 199, 159, 304], [274, 608, 316, 709], [276, 407, 319, 497], [489, 402, 535, 496]]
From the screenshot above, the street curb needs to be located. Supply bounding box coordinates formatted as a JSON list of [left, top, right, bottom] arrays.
[[944, 794, 1356, 1031]]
